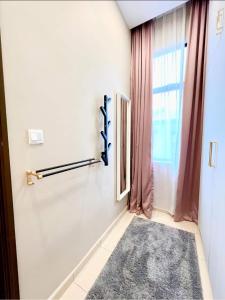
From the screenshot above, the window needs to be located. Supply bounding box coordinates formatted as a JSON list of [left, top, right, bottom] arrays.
[[152, 44, 187, 164]]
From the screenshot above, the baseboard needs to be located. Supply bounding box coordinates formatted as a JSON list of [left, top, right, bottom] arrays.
[[48, 205, 128, 299]]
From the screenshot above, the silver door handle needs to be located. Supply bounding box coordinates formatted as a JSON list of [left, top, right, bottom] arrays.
[[208, 141, 217, 168]]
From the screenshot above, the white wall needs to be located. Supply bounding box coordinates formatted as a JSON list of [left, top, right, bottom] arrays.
[[0, 1, 130, 298]]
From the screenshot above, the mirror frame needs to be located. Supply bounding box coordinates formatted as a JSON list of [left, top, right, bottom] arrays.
[[116, 93, 131, 201]]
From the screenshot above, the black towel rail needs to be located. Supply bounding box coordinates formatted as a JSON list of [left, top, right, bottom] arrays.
[[26, 158, 101, 185], [42, 160, 101, 178], [36, 158, 96, 173]]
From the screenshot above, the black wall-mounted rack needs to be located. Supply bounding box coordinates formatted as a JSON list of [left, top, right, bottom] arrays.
[[100, 95, 111, 166]]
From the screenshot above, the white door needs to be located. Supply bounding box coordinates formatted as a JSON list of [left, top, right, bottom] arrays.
[[199, 1, 225, 299]]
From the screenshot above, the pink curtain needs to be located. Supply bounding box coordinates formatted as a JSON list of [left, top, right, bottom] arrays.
[[130, 21, 154, 218], [174, 0, 209, 222]]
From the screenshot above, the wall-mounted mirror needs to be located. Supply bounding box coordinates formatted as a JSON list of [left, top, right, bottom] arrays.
[[116, 93, 131, 201]]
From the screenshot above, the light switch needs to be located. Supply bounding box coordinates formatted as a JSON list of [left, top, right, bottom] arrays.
[[28, 129, 44, 144]]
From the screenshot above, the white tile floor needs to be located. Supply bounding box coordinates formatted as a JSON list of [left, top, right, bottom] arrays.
[[61, 210, 213, 300]]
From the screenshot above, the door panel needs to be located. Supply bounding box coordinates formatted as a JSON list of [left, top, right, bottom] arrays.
[[199, 0, 219, 263], [199, 1, 225, 299], [208, 41, 225, 298], [0, 34, 20, 299]]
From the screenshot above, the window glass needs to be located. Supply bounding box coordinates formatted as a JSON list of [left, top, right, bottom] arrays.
[[152, 45, 186, 164]]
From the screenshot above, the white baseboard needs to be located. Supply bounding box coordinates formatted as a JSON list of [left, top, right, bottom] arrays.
[[48, 206, 128, 300]]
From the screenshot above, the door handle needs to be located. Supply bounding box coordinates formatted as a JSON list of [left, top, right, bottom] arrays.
[[208, 141, 217, 168]]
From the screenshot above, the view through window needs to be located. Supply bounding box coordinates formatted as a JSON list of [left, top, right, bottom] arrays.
[[152, 44, 187, 165]]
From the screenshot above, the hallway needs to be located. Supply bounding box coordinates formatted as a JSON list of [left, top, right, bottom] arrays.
[[0, 1, 224, 298]]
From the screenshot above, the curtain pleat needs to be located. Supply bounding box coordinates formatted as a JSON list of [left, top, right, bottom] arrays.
[[174, 0, 209, 222], [130, 21, 154, 218]]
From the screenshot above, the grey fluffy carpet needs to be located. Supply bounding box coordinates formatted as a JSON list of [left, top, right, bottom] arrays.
[[86, 217, 202, 300]]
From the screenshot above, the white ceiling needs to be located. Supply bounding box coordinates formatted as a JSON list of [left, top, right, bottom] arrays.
[[117, 1, 187, 29]]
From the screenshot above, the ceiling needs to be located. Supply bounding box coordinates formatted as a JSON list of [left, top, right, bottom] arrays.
[[117, 1, 187, 29]]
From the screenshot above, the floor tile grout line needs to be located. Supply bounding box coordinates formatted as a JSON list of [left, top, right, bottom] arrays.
[[72, 221, 133, 295], [72, 281, 88, 293]]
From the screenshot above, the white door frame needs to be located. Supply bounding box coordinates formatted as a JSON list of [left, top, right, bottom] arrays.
[[116, 93, 131, 201]]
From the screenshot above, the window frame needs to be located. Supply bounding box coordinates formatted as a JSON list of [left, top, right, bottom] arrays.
[[153, 42, 187, 95]]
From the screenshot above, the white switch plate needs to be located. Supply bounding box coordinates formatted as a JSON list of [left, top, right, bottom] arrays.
[[28, 129, 44, 144]]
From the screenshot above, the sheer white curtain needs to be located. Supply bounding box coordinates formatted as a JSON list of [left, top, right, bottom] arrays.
[[152, 6, 186, 214]]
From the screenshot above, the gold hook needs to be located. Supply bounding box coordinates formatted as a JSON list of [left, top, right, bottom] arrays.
[[26, 170, 43, 185]]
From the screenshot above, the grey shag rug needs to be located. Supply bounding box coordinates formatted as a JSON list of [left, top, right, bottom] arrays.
[[86, 217, 202, 300]]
